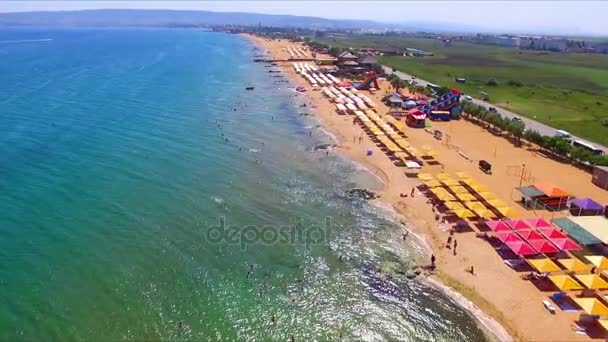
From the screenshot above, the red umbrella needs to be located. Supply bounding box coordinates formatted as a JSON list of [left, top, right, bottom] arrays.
[[505, 240, 538, 255], [506, 219, 532, 230], [497, 232, 523, 243], [528, 239, 560, 254], [485, 220, 511, 232], [539, 228, 567, 239], [525, 218, 553, 229], [518, 230, 546, 241], [550, 238, 582, 251]]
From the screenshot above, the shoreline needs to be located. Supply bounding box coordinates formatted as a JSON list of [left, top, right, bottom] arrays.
[[243, 34, 512, 341]]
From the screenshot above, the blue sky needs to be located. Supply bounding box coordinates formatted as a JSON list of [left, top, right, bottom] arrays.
[[1, 1, 607, 36]]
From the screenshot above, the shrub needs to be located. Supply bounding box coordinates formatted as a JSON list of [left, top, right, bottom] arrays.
[[508, 80, 522, 87], [486, 78, 498, 86]]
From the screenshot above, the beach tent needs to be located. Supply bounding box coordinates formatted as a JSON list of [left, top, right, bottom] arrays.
[[528, 239, 560, 254], [568, 216, 608, 244], [558, 258, 592, 272], [570, 198, 605, 216], [451, 209, 476, 218], [455, 171, 472, 180], [448, 186, 470, 194], [506, 219, 532, 231], [527, 258, 562, 273], [495, 207, 519, 218], [519, 230, 546, 241], [551, 217, 602, 246], [423, 180, 442, 188], [505, 240, 538, 256], [418, 173, 433, 181], [496, 232, 523, 243], [550, 238, 582, 251], [444, 201, 465, 210], [585, 256, 608, 269], [525, 218, 553, 229], [455, 193, 476, 202], [538, 228, 567, 240], [485, 220, 511, 232], [548, 275, 584, 291], [575, 275, 608, 290], [573, 298, 608, 316]]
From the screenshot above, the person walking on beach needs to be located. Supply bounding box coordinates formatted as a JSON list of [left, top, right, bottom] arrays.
[[410, 187, 415, 197], [430, 254, 436, 267], [446, 236, 452, 249], [453, 239, 458, 256]]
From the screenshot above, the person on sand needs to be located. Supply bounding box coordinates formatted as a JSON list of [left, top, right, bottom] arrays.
[[431, 254, 436, 267], [410, 187, 415, 197], [446, 236, 452, 249], [453, 239, 458, 255], [402, 231, 409, 240], [466, 265, 475, 275]]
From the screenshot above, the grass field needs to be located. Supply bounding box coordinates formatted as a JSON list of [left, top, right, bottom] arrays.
[[315, 36, 608, 146]]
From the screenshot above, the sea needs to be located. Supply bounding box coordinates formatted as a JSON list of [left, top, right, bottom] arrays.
[[0, 27, 488, 341]]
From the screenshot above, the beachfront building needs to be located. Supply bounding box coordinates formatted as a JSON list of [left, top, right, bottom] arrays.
[[383, 94, 404, 108], [337, 51, 358, 65], [593, 166, 608, 190]]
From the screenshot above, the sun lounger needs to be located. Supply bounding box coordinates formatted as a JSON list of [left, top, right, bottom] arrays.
[[543, 300, 556, 314]]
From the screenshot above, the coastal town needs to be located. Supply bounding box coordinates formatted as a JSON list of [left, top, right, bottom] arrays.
[[247, 33, 608, 341]]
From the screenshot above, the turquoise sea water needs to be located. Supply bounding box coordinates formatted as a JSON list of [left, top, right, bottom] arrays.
[[0, 28, 487, 341]]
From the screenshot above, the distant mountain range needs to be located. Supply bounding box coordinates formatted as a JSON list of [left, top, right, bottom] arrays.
[[0, 9, 401, 30]]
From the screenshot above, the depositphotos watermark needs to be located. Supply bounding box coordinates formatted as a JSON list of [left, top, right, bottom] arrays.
[[205, 217, 332, 250]]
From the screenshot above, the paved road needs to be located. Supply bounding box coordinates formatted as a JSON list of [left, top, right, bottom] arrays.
[[382, 66, 607, 153]]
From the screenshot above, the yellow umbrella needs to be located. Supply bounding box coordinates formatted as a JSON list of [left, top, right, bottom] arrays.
[[441, 178, 461, 187], [487, 199, 509, 208], [598, 320, 608, 332], [495, 206, 519, 218], [548, 275, 584, 291], [585, 256, 608, 269], [455, 193, 477, 201], [575, 274, 608, 290], [477, 192, 497, 200], [423, 180, 442, 188], [557, 259, 592, 273], [573, 298, 608, 316], [473, 207, 495, 219], [435, 173, 451, 181], [430, 187, 449, 196], [452, 209, 476, 218], [464, 201, 487, 212], [527, 259, 562, 273], [468, 183, 489, 193], [417, 173, 433, 181], [448, 186, 469, 194], [461, 178, 476, 186], [455, 171, 472, 180], [444, 201, 465, 210], [434, 192, 456, 202]]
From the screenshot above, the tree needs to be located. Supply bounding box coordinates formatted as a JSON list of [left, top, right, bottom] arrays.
[[507, 120, 525, 141], [570, 147, 594, 163], [547, 137, 572, 156]]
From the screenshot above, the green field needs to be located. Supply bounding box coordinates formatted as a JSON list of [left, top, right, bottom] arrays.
[[316, 36, 608, 146]]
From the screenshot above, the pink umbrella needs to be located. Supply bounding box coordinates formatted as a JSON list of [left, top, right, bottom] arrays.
[[506, 219, 532, 231], [525, 218, 553, 229], [550, 238, 582, 251], [497, 232, 523, 243], [505, 240, 538, 256], [518, 230, 546, 241], [485, 220, 511, 232], [528, 239, 560, 254], [539, 228, 567, 239]]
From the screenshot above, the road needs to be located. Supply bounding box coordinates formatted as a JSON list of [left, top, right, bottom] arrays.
[[382, 66, 608, 153]]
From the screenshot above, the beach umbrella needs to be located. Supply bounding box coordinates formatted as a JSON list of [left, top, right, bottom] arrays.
[[525, 218, 553, 229], [477, 192, 497, 200], [504, 240, 538, 256], [455, 171, 472, 180], [548, 275, 584, 291], [473, 207, 495, 219], [573, 298, 608, 316], [464, 201, 487, 212], [527, 258, 562, 273], [455, 193, 476, 202], [518, 230, 546, 241], [435, 173, 451, 181], [485, 220, 511, 232], [496, 232, 523, 243], [468, 183, 490, 193], [495, 206, 519, 218], [487, 199, 509, 208], [434, 192, 456, 202], [461, 178, 476, 186], [444, 201, 465, 210], [441, 178, 461, 187], [448, 186, 469, 194], [598, 320, 608, 332], [538, 228, 567, 240], [550, 238, 582, 251], [451, 209, 476, 218], [505, 219, 532, 231], [417, 172, 433, 180], [528, 239, 560, 254], [557, 258, 591, 273], [575, 274, 608, 290], [423, 180, 442, 188], [585, 256, 608, 269]]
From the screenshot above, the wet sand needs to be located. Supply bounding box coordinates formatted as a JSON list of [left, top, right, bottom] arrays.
[[246, 34, 608, 341]]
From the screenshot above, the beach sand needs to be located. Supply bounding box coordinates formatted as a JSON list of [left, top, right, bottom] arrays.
[[246, 34, 608, 341]]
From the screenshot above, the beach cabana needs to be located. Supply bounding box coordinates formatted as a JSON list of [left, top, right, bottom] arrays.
[[406, 109, 426, 128], [525, 218, 553, 229], [515, 183, 570, 210], [527, 258, 561, 273], [573, 298, 608, 316], [485, 220, 511, 232], [558, 258, 592, 273], [551, 217, 603, 246], [548, 275, 584, 291], [505, 240, 538, 256], [585, 256, 608, 270], [575, 275, 608, 290], [506, 219, 532, 231], [528, 239, 560, 254], [570, 198, 605, 216]]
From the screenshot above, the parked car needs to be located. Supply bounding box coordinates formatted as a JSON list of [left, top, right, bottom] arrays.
[[479, 160, 492, 174], [512, 117, 522, 122], [464, 95, 473, 102], [555, 130, 572, 140], [489, 107, 497, 113]]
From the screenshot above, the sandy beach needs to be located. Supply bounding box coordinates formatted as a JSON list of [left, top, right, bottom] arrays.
[[245, 34, 608, 341]]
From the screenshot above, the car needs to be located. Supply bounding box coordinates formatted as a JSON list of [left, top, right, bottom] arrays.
[[512, 117, 522, 122], [464, 95, 473, 102], [555, 130, 572, 140], [489, 107, 497, 113]]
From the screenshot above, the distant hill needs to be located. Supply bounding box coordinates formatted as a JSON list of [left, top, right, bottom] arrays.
[[0, 9, 399, 29]]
